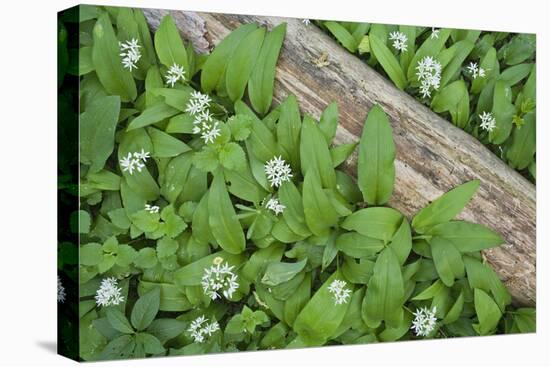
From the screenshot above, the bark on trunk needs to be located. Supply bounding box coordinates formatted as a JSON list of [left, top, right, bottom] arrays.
[[142, 9, 536, 306]]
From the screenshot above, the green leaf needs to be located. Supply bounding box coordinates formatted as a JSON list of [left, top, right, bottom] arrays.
[[100, 334, 135, 360], [127, 102, 179, 131], [429, 237, 464, 287], [131, 287, 161, 331], [208, 172, 246, 254], [284, 273, 312, 326], [278, 181, 311, 238], [330, 142, 357, 167], [80, 95, 120, 173], [431, 80, 470, 128], [228, 114, 253, 141], [335, 232, 384, 258], [224, 163, 267, 204], [147, 319, 187, 343], [440, 40, 475, 87], [226, 27, 266, 102], [193, 146, 219, 172], [201, 23, 258, 93], [300, 116, 336, 189], [248, 118, 278, 162], [362, 247, 404, 328], [219, 142, 246, 171], [324, 21, 358, 52], [293, 271, 353, 345], [261, 259, 307, 287], [154, 15, 188, 72], [407, 28, 451, 81], [389, 218, 412, 265], [134, 247, 158, 269], [412, 180, 480, 233], [427, 221, 504, 252], [357, 105, 395, 205], [106, 308, 134, 334], [156, 236, 179, 258], [489, 80, 515, 144], [369, 35, 407, 89], [92, 13, 136, 102], [341, 207, 403, 242], [276, 94, 302, 170], [136, 333, 165, 355], [319, 102, 339, 145], [249, 23, 287, 115], [161, 153, 193, 203], [506, 112, 536, 170], [78, 210, 91, 234], [473, 288, 502, 335], [80, 243, 103, 266], [302, 170, 338, 237], [147, 127, 190, 157]]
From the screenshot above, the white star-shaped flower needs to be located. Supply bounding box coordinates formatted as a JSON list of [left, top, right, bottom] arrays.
[[265, 198, 286, 215], [264, 156, 293, 188], [411, 306, 437, 337], [327, 279, 352, 305], [479, 111, 496, 132], [389, 31, 408, 52], [165, 63, 186, 87]]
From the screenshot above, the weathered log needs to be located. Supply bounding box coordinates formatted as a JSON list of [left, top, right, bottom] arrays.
[[142, 9, 536, 306]]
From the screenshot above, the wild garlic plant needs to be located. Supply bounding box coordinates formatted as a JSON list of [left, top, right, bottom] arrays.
[[64, 5, 535, 362]]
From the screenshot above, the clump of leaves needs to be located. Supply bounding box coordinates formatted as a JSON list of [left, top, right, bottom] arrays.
[[321, 21, 536, 182], [73, 5, 534, 362]]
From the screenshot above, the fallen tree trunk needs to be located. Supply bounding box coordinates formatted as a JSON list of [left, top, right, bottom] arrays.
[[143, 9, 536, 306]]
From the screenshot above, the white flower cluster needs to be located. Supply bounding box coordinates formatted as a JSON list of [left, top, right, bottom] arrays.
[[201, 258, 239, 300], [479, 111, 496, 132], [187, 315, 220, 343], [411, 306, 437, 337], [119, 38, 141, 71], [415, 56, 442, 98], [264, 156, 293, 188], [389, 31, 408, 52], [466, 61, 486, 79], [119, 149, 150, 175], [327, 279, 352, 305], [265, 198, 286, 215], [302, 19, 311, 26], [95, 277, 124, 307], [145, 204, 160, 214], [165, 63, 186, 87], [57, 276, 66, 303], [185, 91, 221, 144], [431, 27, 440, 39]]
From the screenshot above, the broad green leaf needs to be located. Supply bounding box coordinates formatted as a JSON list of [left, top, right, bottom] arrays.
[[489, 80, 515, 144], [80, 95, 120, 173], [249, 23, 287, 115], [362, 248, 404, 328], [473, 288, 502, 335], [278, 181, 311, 237], [201, 24, 258, 93], [224, 163, 267, 204], [276, 94, 301, 170], [160, 152, 192, 203], [330, 142, 358, 167], [248, 119, 278, 162], [427, 221, 504, 252], [154, 15, 188, 72], [357, 105, 395, 205], [80, 243, 103, 266], [92, 13, 136, 102], [136, 333, 165, 355], [293, 271, 353, 345], [131, 287, 161, 331], [146, 319, 187, 344], [208, 172, 246, 254], [319, 102, 339, 144], [261, 259, 307, 287], [324, 21, 357, 52], [284, 273, 311, 326], [370, 34, 407, 89], [138, 280, 191, 312], [127, 102, 179, 131], [106, 308, 134, 334], [412, 180, 480, 233], [272, 218, 306, 243], [219, 142, 246, 171], [335, 232, 384, 258], [389, 217, 412, 265], [431, 79, 470, 128], [341, 207, 403, 242], [463, 256, 511, 310], [302, 170, 338, 237], [99, 334, 135, 360], [440, 40, 475, 87], [300, 116, 336, 189], [506, 112, 536, 170], [134, 248, 157, 269], [147, 127, 190, 157], [429, 237, 464, 287], [498, 63, 533, 86], [443, 291, 464, 325], [242, 244, 285, 282], [191, 192, 215, 245], [226, 27, 266, 102]]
